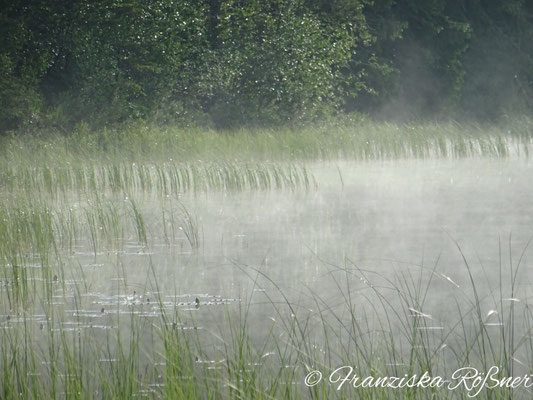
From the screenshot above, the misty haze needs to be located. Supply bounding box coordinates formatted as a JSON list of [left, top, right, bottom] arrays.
[[1, 1, 533, 399]]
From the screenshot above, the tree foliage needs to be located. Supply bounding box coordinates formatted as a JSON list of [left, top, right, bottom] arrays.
[[1, 0, 532, 132]]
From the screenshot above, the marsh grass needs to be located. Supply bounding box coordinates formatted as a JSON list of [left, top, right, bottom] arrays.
[[1, 241, 532, 399], [1, 119, 533, 398], [1, 118, 532, 197], [0, 161, 314, 198], [3, 117, 532, 162], [0, 194, 205, 309]]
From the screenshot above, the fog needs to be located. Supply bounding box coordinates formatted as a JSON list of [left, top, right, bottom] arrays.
[[54, 157, 532, 364]]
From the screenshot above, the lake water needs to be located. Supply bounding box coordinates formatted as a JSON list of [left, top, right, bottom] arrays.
[[7, 156, 533, 396], [107, 158, 533, 297]]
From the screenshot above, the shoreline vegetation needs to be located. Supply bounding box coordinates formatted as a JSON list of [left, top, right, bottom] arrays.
[[1, 118, 533, 398], [2, 117, 532, 197], [3, 117, 533, 161]]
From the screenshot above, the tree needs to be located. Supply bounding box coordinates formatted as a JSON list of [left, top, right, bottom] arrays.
[[195, 0, 365, 127]]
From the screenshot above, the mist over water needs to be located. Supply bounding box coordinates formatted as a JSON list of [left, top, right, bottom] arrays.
[[4, 141, 533, 397], [64, 157, 533, 344]]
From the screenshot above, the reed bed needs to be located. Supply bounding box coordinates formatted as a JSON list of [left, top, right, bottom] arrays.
[[0, 162, 313, 197], [1, 119, 533, 398], [0, 244, 531, 399], [0, 192, 531, 399], [2, 118, 533, 164], [2, 119, 531, 198]]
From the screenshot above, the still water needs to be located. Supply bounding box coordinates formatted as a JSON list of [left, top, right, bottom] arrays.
[[51, 157, 533, 334], [9, 157, 533, 395]]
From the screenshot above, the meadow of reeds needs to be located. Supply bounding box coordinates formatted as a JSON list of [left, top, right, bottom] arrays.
[[1, 118, 533, 399]]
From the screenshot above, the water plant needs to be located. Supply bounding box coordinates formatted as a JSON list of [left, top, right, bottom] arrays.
[[1, 120, 533, 398]]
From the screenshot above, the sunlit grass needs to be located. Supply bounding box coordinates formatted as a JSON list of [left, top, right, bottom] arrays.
[[2, 118, 531, 198], [2, 117, 533, 163]]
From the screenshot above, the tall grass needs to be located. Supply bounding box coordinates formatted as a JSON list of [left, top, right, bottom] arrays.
[[0, 161, 314, 197], [1, 119, 533, 398], [0, 241, 531, 399], [2, 118, 531, 198], [3, 117, 532, 161]]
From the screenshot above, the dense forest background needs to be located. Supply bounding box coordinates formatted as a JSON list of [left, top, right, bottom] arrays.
[[1, 0, 532, 133]]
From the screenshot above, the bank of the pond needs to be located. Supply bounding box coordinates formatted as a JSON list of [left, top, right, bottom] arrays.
[[2, 118, 533, 164]]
